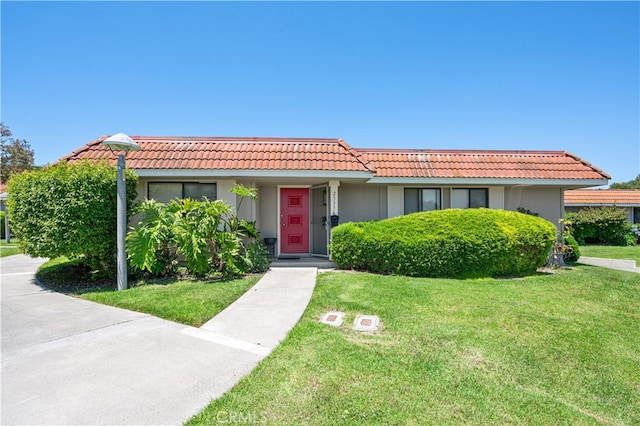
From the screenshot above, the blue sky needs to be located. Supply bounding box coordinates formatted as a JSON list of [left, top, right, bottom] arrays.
[[2, 1, 638, 185]]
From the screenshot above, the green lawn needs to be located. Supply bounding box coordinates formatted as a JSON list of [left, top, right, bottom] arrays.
[[0, 238, 21, 257], [37, 257, 261, 327], [188, 266, 640, 425], [580, 244, 640, 264]]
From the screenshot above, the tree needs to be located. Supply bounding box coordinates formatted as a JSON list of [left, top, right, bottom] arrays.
[[610, 174, 640, 189], [1, 123, 35, 184]]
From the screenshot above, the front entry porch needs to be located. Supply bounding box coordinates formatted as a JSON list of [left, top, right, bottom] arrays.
[[269, 256, 337, 270]]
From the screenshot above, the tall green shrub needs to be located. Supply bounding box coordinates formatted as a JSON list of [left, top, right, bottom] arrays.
[[7, 161, 138, 272], [331, 209, 556, 278], [566, 207, 636, 246]]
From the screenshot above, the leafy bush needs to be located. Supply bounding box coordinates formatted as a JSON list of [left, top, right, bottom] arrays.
[[7, 161, 138, 272], [126, 199, 178, 276], [566, 207, 636, 246], [562, 233, 581, 262], [0, 211, 5, 239], [171, 197, 234, 275], [330, 209, 556, 278], [127, 184, 268, 278]]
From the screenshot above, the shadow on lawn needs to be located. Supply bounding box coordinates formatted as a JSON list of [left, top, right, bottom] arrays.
[[36, 258, 238, 295]]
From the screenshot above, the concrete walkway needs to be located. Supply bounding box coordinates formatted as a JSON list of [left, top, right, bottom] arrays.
[[1, 255, 317, 425], [578, 256, 640, 274]]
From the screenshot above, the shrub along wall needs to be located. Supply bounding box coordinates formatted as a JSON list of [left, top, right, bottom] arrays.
[[330, 209, 556, 278], [565, 207, 636, 246], [127, 184, 268, 278]]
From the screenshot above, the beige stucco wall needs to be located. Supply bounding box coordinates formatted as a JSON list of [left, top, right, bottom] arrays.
[[234, 180, 258, 223], [338, 184, 387, 223], [257, 184, 278, 239], [505, 186, 563, 227], [489, 187, 505, 209]]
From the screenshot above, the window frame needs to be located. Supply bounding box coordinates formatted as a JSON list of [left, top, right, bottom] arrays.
[[147, 181, 217, 203], [451, 188, 489, 209], [404, 188, 442, 214]]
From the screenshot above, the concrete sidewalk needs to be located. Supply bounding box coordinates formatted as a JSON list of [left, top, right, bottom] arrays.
[[578, 256, 640, 274], [1, 255, 317, 425]]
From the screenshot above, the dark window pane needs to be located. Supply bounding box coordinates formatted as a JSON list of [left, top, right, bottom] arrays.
[[469, 189, 488, 208], [404, 188, 419, 214], [421, 189, 440, 211], [183, 183, 200, 200], [184, 183, 217, 201], [452, 189, 469, 209], [149, 183, 182, 204], [199, 183, 217, 200]]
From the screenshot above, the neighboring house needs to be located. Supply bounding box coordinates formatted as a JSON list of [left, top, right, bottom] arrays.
[[565, 189, 640, 224], [0, 183, 7, 213], [61, 136, 609, 258]]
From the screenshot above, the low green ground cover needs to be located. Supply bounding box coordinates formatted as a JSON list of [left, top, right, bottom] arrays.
[[37, 257, 261, 327], [188, 266, 640, 425], [579, 244, 640, 264], [0, 239, 20, 257]]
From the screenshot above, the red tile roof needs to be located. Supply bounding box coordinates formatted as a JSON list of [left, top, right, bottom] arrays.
[[61, 136, 374, 173], [357, 149, 610, 180], [60, 136, 609, 181], [565, 189, 640, 206]]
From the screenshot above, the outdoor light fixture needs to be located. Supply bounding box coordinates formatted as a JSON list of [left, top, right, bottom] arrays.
[[102, 133, 140, 291], [102, 132, 141, 152]]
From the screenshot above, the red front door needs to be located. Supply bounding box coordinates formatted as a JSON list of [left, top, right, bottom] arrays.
[[280, 188, 309, 254]]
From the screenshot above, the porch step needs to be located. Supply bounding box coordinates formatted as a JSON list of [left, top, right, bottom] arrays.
[[270, 257, 336, 270]]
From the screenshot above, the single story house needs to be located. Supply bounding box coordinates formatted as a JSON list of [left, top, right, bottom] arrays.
[[565, 189, 640, 224], [61, 136, 609, 258]]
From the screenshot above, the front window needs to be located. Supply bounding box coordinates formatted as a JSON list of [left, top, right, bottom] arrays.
[[404, 188, 441, 214], [452, 188, 488, 209], [148, 182, 217, 204]]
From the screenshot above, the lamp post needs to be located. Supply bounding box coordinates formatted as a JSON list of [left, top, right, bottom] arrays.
[[102, 133, 140, 291]]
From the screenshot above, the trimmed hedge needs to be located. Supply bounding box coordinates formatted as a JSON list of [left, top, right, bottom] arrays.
[[330, 209, 556, 278], [7, 161, 138, 272], [565, 207, 636, 246]]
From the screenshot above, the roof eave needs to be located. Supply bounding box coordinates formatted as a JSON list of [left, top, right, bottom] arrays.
[[134, 169, 375, 179], [565, 203, 638, 207], [366, 177, 609, 186]]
